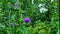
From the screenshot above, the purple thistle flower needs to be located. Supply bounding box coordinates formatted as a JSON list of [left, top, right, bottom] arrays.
[[24, 17, 31, 23], [16, 3, 20, 7], [10, 4, 14, 8], [10, 22, 14, 27]]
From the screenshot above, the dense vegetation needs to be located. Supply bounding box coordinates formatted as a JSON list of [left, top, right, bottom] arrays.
[[0, 0, 59, 34]]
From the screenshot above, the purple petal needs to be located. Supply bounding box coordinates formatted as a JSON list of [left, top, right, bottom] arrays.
[[24, 17, 31, 23]]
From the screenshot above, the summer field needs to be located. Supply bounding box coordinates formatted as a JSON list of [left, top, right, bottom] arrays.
[[0, 0, 59, 34]]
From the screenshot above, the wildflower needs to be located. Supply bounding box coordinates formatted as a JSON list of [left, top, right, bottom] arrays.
[[39, 7, 48, 13], [32, 0, 34, 4], [16, 3, 20, 7], [50, 0, 54, 3], [24, 17, 31, 23], [39, 4, 43, 7], [38, 4, 45, 7], [10, 22, 14, 27], [10, 4, 14, 8]]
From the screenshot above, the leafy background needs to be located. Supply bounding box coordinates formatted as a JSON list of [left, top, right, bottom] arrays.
[[0, 0, 59, 34]]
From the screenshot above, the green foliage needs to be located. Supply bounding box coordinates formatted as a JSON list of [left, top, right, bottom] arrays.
[[0, 0, 59, 34]]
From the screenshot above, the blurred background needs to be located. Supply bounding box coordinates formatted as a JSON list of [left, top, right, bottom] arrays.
[[0, 0, 59, 34]]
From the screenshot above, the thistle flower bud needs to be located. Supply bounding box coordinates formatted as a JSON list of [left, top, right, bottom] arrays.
[[24, 17, 31, 23]]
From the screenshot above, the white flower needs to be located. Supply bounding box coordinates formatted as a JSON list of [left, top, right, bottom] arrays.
[[50, 0, 54, 3], [39, 7, 48, 13], [38, 4, 45, 7], [32, 0, 34, 4]]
